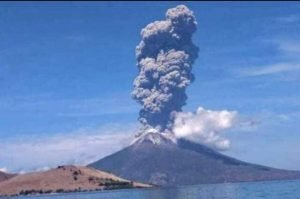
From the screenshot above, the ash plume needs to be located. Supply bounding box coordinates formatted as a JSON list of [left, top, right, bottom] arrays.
[[132, 5, 199, 133]]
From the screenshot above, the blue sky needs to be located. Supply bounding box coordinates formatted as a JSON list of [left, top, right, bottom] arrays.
[[0, 2, 300, 172]]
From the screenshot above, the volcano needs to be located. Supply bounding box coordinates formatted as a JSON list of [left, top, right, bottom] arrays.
[[88, 133, 300, 186], [89, 4, 300, 187]]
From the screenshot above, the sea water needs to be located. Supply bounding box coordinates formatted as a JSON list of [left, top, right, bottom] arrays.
[[6, 180, 300, 199]]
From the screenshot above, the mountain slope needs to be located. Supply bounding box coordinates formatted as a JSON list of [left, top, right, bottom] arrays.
[[89, 133, 300, 186], [0, 165, 151, 197]]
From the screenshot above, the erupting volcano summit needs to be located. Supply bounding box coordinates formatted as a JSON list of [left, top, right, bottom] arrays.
[[89, 5, 300, 186]]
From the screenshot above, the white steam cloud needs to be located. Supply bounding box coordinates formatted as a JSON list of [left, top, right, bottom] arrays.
[[173, 107, 238, 151]]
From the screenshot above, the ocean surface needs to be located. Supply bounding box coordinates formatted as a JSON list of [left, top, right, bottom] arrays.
[[7, 180, 300, 199]]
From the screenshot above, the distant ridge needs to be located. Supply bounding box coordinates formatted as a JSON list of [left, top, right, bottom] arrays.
[[0, 171, 15, 183], [89, 133, 300, 186]]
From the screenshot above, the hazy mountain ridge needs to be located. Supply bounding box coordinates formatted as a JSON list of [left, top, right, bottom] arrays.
[[0, 171, 16, 183]]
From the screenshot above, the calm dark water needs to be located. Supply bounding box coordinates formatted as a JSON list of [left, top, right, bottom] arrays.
[[9, 180, 300, 199]]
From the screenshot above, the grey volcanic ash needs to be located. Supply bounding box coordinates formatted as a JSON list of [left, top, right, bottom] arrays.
[[132, 5, 199, 134]]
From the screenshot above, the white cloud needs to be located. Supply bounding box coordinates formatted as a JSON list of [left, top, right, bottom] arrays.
[[0, 124, 137, 173], [0, 168, 8, 173], [278, 41, 300, 54], [173, 107, 239, 151], [276, 15, 300, 23], [238, 37, 300, 78], [239, 62, 300, 77]]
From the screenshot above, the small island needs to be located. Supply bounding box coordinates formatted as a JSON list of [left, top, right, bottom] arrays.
[[0, 165, 151, 197]]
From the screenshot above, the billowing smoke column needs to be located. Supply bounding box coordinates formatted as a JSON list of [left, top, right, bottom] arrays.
[[132, 5, 199, 133]]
